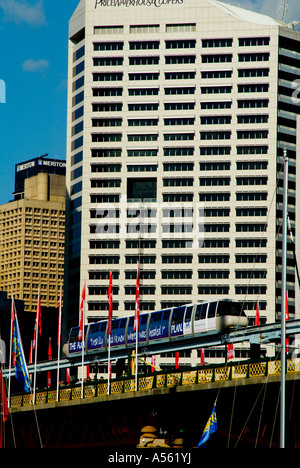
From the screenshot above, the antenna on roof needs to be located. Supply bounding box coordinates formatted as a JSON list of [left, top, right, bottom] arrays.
[[277, 0, 288, 22]]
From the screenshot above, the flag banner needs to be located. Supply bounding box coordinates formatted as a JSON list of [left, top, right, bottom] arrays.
[[227, 343, 234, 361], [200, 348, 205, 366], [66, 368, 70, 385], [78, 283, 86, 341], [13, 313, 31, 393], [175, 351, 179, 369], [198, 404, 218, 448], [108, 271, 113, 336], [255, 298, 260, 326], [151, 355, 156, 373], [134, 267, 140, 332]]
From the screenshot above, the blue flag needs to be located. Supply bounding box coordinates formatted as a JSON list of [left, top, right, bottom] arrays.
[[198, 404, 218, 448], [13, 313, 31, 393]]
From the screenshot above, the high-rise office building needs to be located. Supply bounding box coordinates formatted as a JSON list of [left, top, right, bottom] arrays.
[[0, 156, 66, 313], [65, 0, 300, 353]]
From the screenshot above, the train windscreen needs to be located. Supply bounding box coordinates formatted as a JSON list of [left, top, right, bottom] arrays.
[[217, 301, 245, 317]]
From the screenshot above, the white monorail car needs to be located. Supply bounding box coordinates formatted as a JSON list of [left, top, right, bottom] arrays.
[[63, 299, 248, 359]]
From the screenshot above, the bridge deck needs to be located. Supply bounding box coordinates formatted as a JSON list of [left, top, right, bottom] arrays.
[[9, 357, 300, 412]]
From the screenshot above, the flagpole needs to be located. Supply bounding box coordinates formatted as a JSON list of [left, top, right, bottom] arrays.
[[108, 335, 111, 395], [78, 283, 86, 399], [135, 265, 140, 392], [8, 298, 14, 409], [33, 289, 40, 405], [56, 283, 62, 402], [280, 150, 288, 449], [135, 321, 138, 391], [107, 271, 113, 396], [81, 296, 85, 400]]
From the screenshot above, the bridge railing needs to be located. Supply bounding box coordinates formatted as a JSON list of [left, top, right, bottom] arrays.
[[9, 358, 300, 409]]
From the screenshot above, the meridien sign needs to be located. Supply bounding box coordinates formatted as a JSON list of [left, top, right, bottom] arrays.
[[95, 0, 183, 8]]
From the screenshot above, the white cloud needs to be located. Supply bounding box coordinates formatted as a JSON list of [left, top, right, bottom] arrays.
[[22, 58, 49, 73], [0, 0, 46, 26]]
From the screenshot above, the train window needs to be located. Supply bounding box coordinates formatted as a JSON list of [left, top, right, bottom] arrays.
[[140, 314, 148, 325], [150, 311, 162, 323], [112, 320, 119, 329], [88, 323, 100, 339], [119, 318, 127, 331], [128, 316, 134, 326], [171, 306, 185, 336], [185, 306, 193, 324], [149, 311, 163, 340], [195, 303, 207, 321], [162, 309, 171, 337], [207, 301, 217, 318], [172, 306, 185, 324], [217, 300, 245, 317], [69, 328, 79, 343], [139, 314, 149, 342], [162, 309, 171, 321], [88, 322, 106, 350]]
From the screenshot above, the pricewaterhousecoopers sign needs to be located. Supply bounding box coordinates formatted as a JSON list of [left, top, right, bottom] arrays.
[[95, 0, 183, 8]]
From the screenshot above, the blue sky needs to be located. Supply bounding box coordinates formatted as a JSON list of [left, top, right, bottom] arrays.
[[0, 0, 78, 204], [0, 0, 299, 205]]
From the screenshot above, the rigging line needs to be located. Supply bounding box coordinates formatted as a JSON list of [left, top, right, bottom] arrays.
[[226, 160, 285, 357], [287, 214, 300, 287], [227, 383, 237, 448], [32, 405, 43, 448], [269, 348, 282, 448], [234, 381, 268, 448], [255, 379, 268, 448], [270, 382, 281, 448], [239, 159, 285, 312], [288, 379, 296, 423]]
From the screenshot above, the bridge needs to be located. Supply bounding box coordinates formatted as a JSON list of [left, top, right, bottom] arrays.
[[3, 320, 300, 448]]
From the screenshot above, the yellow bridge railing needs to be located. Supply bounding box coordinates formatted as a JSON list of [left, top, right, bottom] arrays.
[[9, 358, 300, 409]]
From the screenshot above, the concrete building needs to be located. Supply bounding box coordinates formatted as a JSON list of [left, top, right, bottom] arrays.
[[0, 156, 66, 313], [65, 0, 300, 360]]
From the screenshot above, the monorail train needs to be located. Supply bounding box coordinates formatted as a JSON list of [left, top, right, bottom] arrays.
[[63, 299, 248, 359]]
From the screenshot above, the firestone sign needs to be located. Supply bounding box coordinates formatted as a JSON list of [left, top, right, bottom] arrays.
[[95, 0, 183, 8]]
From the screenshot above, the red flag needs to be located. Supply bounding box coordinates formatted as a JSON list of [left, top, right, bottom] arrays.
[[200, 348, 205, 366], [78, 283, 86, 341], [33, 290, 41, 349], [58, 283, 63, 346], [255, 298, 260, 326], [66, 368, 70, 385], [29, 341, 33, 364], [175, 351, 179, 369], [151, 355, 156, 373], [108, 271, 113, 336], [47, 338, 52, 388], [134, 267, 140, 332], [227, 343, 234, 361]]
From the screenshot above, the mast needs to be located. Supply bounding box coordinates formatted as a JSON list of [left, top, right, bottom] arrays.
[[280, 149, 288, 448]]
